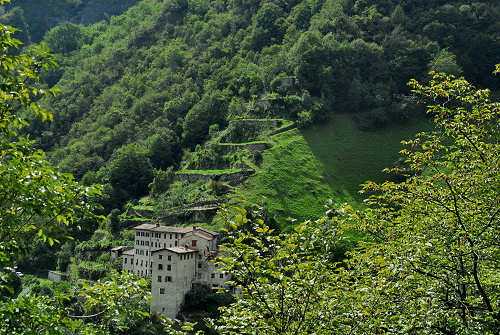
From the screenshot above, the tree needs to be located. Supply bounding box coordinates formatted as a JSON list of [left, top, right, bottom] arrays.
[[215, 69, 500, 334], [146, 129, 182, 170], [182, 90, 227, 147], [214, 210, 342, 334], [429, 49, 462, 75], [0, 9, 197, 333], [108, 144, 154, 203], [43, 22, 83, 54], [0, 14, 100, 290], [337, 70, 499, 333]]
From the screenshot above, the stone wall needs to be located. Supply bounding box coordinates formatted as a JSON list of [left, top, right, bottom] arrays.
[[269, 122, 297, 136], [161, 206, 219, 225], [215, 142, 271, 154], [174, 169, 255, 186], [230, 119, 283, 128], [48, 271, 69, 282]]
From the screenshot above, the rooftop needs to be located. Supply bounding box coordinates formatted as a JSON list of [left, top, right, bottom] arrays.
[[133, 224, 219, 236], [122, 249, 135, 256], [133, 223, 193, 234], [111, 246, 126, 251], [152, 247, 198, 254], [190, 231, 215, 241]]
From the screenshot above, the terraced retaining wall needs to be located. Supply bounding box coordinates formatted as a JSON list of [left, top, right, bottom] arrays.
[[216, 142, 272, 154], [174, 169, 255, 186]]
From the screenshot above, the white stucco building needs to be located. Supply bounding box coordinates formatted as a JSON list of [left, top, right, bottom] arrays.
[[120, 223, 233, 319]]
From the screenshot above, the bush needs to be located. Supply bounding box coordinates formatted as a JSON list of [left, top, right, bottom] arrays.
[[149, 167, 174, 197], [297, 110, 313, 129]]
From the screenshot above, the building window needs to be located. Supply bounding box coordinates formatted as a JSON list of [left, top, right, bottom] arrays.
[[167, 265, 171, 271], [136, 259, 138, 265], [124, 258, 127, 264], [140, 260, 143, 266], [220, 273, 224, 279], [158, 264, 163, 270], [146, 241, 149, 246], [160, 288, 165, 294], [164, 243, 166, 248], [192, 240, 197, 247], [211, 273, 215, 279], [198, 263, 202, 268], [167, 255, 171, 261], [170, 234, 172, 239], [175, 241, 178, 247], [166, 276, 172, 282], [157, 276, 162, 282], [159, 255, 162, 260], [136, 232, 139, 236], [146, 251, 148, 256]]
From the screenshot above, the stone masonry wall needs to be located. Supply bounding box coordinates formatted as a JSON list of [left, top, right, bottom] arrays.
[[174, 170, 255, 186], [215, 142, 271, 154]]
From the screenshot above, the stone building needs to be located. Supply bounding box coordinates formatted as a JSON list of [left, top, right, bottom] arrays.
[[120, 223, 232, 319]]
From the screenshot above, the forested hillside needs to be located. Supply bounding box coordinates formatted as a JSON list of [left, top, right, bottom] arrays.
[[0, 0, 140, 44], [20, 0, 498, 216], [0, 1, 498, 333]]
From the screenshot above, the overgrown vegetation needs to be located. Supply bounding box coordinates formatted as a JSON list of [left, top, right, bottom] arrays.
[[5, 0, 496, 215], [0, 0, 498, 333]]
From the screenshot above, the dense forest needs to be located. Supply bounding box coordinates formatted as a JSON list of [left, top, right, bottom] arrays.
[[0, 0, 498, 333], [10, 0, 498, 215], [0, 0, 140, 43]]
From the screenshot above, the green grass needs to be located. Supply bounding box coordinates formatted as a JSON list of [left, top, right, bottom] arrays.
[[302, 114, 433, 202], [230, 118, 286, 122], [232, 114, 432, 230], [236, 128, 333, 230], [132, 205, 154, 211], [177, 169, 246, 175], [217, 141, 271, 146]]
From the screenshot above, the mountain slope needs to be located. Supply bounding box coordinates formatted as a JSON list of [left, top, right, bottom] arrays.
[[15, 0, 500, 215], [1, 0, 140, 43]]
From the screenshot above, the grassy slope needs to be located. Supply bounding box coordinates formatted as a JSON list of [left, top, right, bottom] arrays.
[[302, 114, 433, 203], [232, 114, 432, 230], [236, 128, 333, 230]]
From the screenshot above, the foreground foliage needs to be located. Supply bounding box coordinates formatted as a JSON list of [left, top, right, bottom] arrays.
[[215, 70, 499, 334], [0, 9, 100, 292], [0, 9, 196, 334]]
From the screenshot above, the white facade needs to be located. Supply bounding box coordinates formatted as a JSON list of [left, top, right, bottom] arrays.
[[120, 224, 231, 319], [122, 224, 193, 277]]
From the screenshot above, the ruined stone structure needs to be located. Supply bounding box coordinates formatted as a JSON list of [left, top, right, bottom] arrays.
[[120, 224, 232, 319]]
